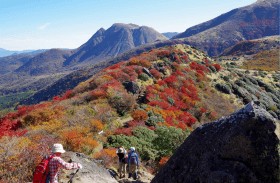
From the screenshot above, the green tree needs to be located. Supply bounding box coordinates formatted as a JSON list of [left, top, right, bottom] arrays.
[[153, 126, 191, 157]]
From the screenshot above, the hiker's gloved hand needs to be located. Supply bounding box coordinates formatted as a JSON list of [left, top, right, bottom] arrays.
[[78, 163, 83, 169]]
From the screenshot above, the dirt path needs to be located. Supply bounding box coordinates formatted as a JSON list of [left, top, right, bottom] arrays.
[[116, 116, 133, 126]]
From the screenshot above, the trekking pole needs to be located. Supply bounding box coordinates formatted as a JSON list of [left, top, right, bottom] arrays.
[[67, 168, 80, 183]]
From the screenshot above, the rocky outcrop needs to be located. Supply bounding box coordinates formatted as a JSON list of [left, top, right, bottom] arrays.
[[59, 152, 118, 183], [142, 68, 153, 78], [151, 101, 279, 183], [118, 170, 154, 183], [122, 81, 140, 94]]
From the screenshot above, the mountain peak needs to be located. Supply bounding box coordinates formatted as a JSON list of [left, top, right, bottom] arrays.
[[63, 23, 168, 67], [111, 23, 140, 29], [97, 27, 105, 32]]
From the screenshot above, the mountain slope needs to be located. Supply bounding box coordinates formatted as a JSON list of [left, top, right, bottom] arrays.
[[220, 35, 279, 56], [14, 48, 72, 76], [0, 54, 35, 75], [172, 0, 279, 56], [18, 39, 177, 106]]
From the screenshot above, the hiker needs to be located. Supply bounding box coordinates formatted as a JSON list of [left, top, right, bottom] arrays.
[[116, 146, 127, 178], [46, 144, 82, 183], [127, 147, 139, 180]]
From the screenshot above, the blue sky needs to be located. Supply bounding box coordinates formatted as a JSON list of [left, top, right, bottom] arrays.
[[1, 0, 256, 51]]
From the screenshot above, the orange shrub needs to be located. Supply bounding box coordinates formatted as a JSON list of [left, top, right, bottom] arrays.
[[139, 60, 151, 68], [63, 131, 98, 154], [22, 106, 65, 127], [92, 90, 106, 99], [129, 57, 139, 65], [81, 138, 99, 154], [132, 110, 148, 121], [158, 156, 170, 170], [129, 57, 151, 68], [90, 119, 104, 132], [63, 131, 84, 151], [93, 148, 118, 168]]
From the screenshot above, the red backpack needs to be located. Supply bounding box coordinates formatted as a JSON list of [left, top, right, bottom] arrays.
[[33, 155, 55, 183]]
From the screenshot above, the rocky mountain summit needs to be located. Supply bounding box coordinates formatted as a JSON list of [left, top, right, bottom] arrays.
[[64, 23, 168, 68], [151, 101, 279, 183]]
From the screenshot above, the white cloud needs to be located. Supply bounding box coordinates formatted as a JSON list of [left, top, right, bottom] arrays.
[[0, 37, 56, 51], [0, 33, 92, 50], [38, 23, 50, 30]]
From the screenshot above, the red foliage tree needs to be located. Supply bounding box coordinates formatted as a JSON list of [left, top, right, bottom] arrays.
[[150, 69, 162, 79], [157, 51, 170, 58], [131, 110, 148, 121]]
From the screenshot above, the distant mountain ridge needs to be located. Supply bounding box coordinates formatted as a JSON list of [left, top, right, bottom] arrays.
[[0, 48, 49, 58], [162, 32, 180, 39], [172, 0, 279, 56]]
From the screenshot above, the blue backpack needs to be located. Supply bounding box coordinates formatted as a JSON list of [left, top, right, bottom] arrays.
[[130, 153, 137, 165]]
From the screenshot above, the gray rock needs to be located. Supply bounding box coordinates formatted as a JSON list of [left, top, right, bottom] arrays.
[[122, 81, 140, 94], [157, 63, 164, 67], [170, 52, 176, 61], [60, 152, 117, 183], [151, 101, 279, 183], [142, 68, 153, 78]]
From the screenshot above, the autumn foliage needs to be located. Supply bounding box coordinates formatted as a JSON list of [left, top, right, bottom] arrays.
[[0, 44, 226, 181], [132, 110, 149, 121]]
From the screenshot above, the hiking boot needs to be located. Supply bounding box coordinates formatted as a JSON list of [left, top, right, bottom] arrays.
[[134, 173, 138, 180], [128, 173, 132, 178]]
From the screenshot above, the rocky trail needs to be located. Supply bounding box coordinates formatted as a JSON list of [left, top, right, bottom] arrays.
[[56, 152, 154, 183]]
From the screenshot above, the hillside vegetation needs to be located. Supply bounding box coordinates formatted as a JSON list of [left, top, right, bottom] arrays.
[[218, 36, 279, 71], [0, 44, 241, 182], [220, 35, 279, 56], [214, 40, 280, 120]]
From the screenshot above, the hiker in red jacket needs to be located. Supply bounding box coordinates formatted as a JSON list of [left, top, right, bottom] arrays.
[[46, 144, 82, 183]]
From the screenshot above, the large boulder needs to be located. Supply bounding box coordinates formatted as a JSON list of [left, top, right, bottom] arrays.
[[122, 81, 140, 94], [151, 101, 279, 183], [59, 152, 118, 183]]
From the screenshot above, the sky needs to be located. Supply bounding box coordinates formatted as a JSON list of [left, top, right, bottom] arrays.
[[1, 0, 257, 51]]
